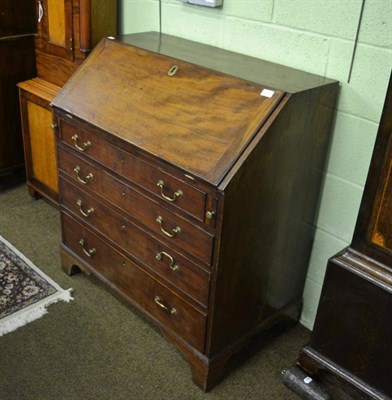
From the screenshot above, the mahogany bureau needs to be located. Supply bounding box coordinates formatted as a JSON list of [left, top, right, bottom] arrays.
[[51, 32, 338, 391]]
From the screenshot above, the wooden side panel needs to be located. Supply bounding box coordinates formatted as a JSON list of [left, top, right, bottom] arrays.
[[90, 0, 117, 47], [35, 48, 78, 87], [208, 83, 338, 355], [27, 101, 58, 192]]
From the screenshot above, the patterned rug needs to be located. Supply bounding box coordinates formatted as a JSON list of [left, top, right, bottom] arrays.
[[0, 235, 73, 336]]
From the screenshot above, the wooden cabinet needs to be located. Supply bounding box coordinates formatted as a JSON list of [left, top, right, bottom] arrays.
[[297, 75, 392, 399], [34, 0, 117, 87], [36, 0, 74, 61], [0, 0, 36, 175], [19, 0, 117, 203], [51, 32, 338, 391], [18, 78, 60, 202]]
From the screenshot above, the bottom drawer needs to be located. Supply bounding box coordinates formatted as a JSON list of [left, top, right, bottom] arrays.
[[61, 212, 207, 353]]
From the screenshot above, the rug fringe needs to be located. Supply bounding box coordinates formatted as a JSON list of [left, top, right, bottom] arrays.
[[0, 288, 73, 337]]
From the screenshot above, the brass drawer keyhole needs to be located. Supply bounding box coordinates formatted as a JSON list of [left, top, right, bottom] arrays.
[[168, 65, 179, 76]]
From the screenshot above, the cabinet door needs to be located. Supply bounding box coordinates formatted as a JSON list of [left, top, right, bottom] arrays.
[[36, 0, 74, 61], [19, 81, 60, 204]]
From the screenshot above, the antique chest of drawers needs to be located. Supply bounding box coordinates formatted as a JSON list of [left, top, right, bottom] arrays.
[[51, 32, 338, 391]]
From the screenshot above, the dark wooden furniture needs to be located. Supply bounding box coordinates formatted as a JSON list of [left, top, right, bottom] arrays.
[[18, 0, 117, 204], [18, 78, 61, 200], [51, 32, 338, 391], [298, 74, 392, 400], [0, 0, 36, 175]]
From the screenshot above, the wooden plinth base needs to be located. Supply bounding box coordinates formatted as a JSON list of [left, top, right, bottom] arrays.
[[298, 346, 388, 400]]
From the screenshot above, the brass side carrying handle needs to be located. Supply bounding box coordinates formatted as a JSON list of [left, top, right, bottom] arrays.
[[76, 199, 94, 218], [154, 296, 176, 315], [156, 180, 183, 202], [79, 238, 96, 258], [156, 251, 179, 272], [74, 166, 93, 185], [72, 134, 91, 152], [156, 216, 181, 238]]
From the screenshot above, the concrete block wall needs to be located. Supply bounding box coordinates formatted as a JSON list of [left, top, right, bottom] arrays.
[[119, 0, 392, 329]]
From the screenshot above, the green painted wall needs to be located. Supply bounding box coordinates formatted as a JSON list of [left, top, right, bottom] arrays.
[[119, 0, 392, 329]]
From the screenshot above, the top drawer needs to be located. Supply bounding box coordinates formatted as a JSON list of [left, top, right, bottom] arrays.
[[59, 119, 210, 222]]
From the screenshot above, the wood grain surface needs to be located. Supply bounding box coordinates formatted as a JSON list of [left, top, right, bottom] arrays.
[[52, 38, 284, 185]]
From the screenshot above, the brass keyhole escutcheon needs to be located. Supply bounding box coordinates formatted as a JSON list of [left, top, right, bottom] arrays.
[[168, 65, 179, 77]]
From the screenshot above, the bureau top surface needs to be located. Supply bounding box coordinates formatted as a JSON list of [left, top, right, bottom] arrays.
[[119, 32, 337, 94], [52, 38, 285, 185]]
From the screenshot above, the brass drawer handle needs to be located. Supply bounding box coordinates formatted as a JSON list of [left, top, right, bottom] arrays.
[[72, 134, 91, 152], [154, 296, 176, 315], [79, 238, 96, 258], [73, 166, 93, 185], [156, 216, 181, 238], [156, 180, 183, 202], [76, 199, 94, 218], [156, 251, 179, 272]]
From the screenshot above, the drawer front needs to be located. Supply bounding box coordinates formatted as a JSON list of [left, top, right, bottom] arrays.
[[61, 213, 207, 353], [60, 177, 211, 307], [59, 119, 209, 222], [57, 147, 214, 265]]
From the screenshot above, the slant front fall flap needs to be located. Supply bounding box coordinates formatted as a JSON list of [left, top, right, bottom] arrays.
[[52, 38, 284, 186]]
